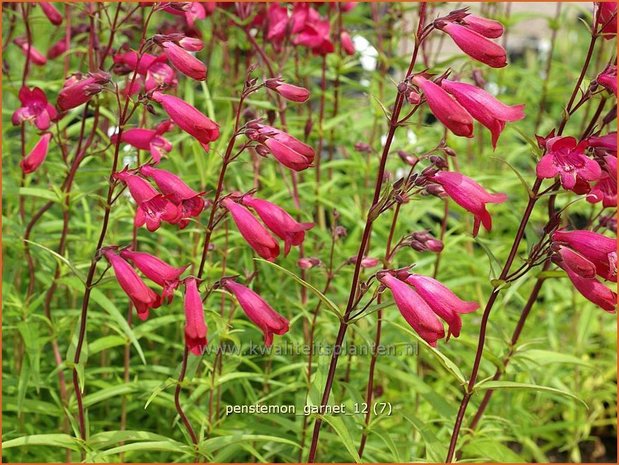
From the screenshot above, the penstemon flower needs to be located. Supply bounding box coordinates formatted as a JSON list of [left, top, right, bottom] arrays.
[[430, 170, 508, 236], [265, 79, 310, 103], [111, 121, 173, 164], [20, 133, 52, 174], [57, 72, 110, 111], [101, 248, 161, 320], [39, 2, 63, 26], [222, 278, 289, 347], [552, 230, 617, 282], [182, 277, 207, 355], [248, 123, 315, 171], [436, 21, 507, 68], [161, 41, 207, 81], [12, 86, 57, 130], [14, 37, 47, 66]]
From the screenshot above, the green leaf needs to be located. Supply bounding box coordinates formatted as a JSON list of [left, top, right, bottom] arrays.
[[320, 415, 362, 462], [254, 258, 342, 319], [474, 380, 587, 407], [23, 240, 86, 283], [2, 434, 81, 451]]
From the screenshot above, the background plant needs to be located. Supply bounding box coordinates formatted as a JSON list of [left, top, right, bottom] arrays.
[[2, 2, 617, 463]]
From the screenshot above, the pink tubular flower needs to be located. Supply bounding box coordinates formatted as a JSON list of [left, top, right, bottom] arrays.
[[249, 124, 315, 171], [47, 36, 68, 59], [151, 91, 219, 148], [144, 62, 178, 93], [265, 4, 290, 47], [39, 2, 63, 26], [20, 133, 52, 174], [183, 277, 207, 355], [461, 14, 504, 38], [340, 31, 355, 55], [139, 165, 205, 227], [265, 79, 310, 103], [441, 79, 525, 148], [588, 132, 617, 155], [587, 155, 617, 207], [240, 195, 313, 255], [563, 267, 617, 313], [222, 279, 289, 347], [113, 170, 180, 232], [412, 76, 474, 138], [113, 50, 165, 75], [161, 41, 207, 81], [102, 248, 161, 320], [222, 198, 280, 261], [57, 72, 110, 111], [405, 274, 479, 338], [293, 10, 334, 55], [554, 246, 598, 280], [536, 136, 601, 192], [12, 86, 57, 130], [438, 22, 507, 68], [552, 229, 617, 282], [432, 171, 508, 236], [597, 64, 617, 95], [114, 128, 173, 164], [597, 1, 617, 38], [14, 38, 47, 66], [120, 249, 188, 301], [378, 273, 445, 347], [178, 37, 204, 52]]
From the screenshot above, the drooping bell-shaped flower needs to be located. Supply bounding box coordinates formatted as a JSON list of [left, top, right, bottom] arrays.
[[461, 14, 504, 38], [431, 170, 508, 236], [12, 86, 57, 130], [101, 248, 161, 320], [597, 64, 617, 95], [112, 123, 173, 164], [340, 31, 356, 55], [536, 136, 602, 192], [20, 133, 52, 174], [57, 72, 110, 111], [183, 277, 207, 355], [221, 198, 280, 261], [248, 123, 315, 171], [240, 195, 313, 255], [378, 273, 445, 347], [113, 170, 180, 232], [562, 266, 617, 313], [293, 9, 334, 55], [405, 274, 479, 339], [412, 76, 474, 138], [120, 249, 188, 302], [587, 155, 617, 208], [552, 229, 617, 282], [140, 165, 205, 227], [221, 278, 289, 347], [151, 91, 219, 149], [265, 79, 310, 103], [597, 1, 617, 39], [39, 2, 63, 26], [437, 22, 507, 68], [14, 37, 47, 66], [161, 41, 207, 81], [441, 79, 525, 148]]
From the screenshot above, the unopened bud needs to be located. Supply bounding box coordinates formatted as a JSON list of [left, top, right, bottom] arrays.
[[298, 257, 322, 270], [398, 150, 418, 166], [355, 142, 372, 153]]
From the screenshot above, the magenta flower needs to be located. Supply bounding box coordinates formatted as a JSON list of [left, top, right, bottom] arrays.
[[292, 9, 334, 55], [431, 171, 508, 236], [57, 72, 110, 111], [140, 165, 205, 228], [221, 198, 280, 261], [222, 279, 289, 347], [120, 249, 188, 302], [409, 231, 444, 253], [412, 76, 474, 138], [161, 41, 207, 81], [39, 2, 63, 26], [162, 2, 212, 27], [112, 123, 173, 164], [378, 273, 445, 347], [562, 267, 617, 313], [102, 248, 161, 320], [441, 79, 525, 148], [47, 36, 68, 59], [14, 37, 47, 66], [554, 246, 598, 280], [265, 4, 290, 47], [597, 64, 617, 95], [113, 170, 180, 232], [552, 229, 617, 282], [240, 195, 313, 255], [438, 22, 507, 68], [249, 124, 315, 171], [405, 274, 479, 338], [536, 136, 602, 192], [340, 31, 356, 55], [587, 155, 617, 208], [12, 86, 57, 130], [265, 79, 310, 103], [20, 133, 52, 174], [113, 50, 165, 75], [597, 1, 617, 39], [587, 132, 617, 155], [183, 277, 207, 355], [151, 91, 219, 149], [461, 14, 504, 38], [144, 62, 178, 93]]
